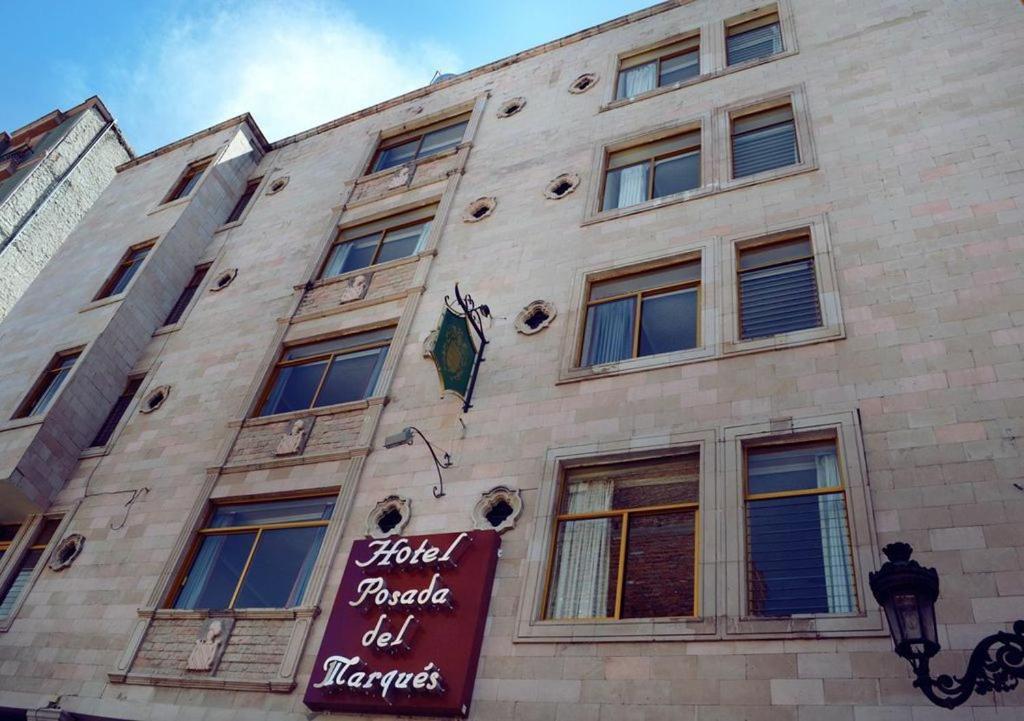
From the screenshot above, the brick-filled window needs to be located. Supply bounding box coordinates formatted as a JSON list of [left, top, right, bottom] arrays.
[[602, 129, 701, 210], [369, 114, 470, 173], [731, 103, 798, 179], [616, 35, 700, 100], [320, 205, 435, 279], [580, 259, 700, 366], [0, 524, 20, 562], [171, 496, 335, 610], [544, 455, 699, 620], [745, 438, 857, 617], [164, 156, 212, 203], [258, 327, 393, 417], [738, 235, 821, 338], [14, 349, 82, 419], [163, 263, 211, 326], [95, 241, 154, 300], [90, 377, 144, 448], [726, 8, 783, 66], [0, 517, 60, 618], [223, 176, 263, 224]]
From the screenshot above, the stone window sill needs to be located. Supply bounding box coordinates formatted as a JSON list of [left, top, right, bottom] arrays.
[[0, 414, 45, 434], [297, 250, 431, 292], [723, 323, 844, 357], [231, 395, 385, 428], [152, 322, 182, 337], [516, 615, 716, 643], [558, 345, 715, 385], [146, 194, 192, 216], [355, 144, 462, 185], [147, 606, 318, 621], [726, 609, 886, 638], [79, 292, 126, 314]]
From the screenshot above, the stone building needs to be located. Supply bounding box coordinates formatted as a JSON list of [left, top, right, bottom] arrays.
[[0, 97, 133, 322], [1, 1, 1023, 719]]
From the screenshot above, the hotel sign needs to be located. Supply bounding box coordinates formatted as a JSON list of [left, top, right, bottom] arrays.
[[304, 530, 501, 717]]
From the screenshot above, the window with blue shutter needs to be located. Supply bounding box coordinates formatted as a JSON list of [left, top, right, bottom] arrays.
[[727, 11, 783, 66], [738, 236, 821, 339], [731, 104, 798, 179]]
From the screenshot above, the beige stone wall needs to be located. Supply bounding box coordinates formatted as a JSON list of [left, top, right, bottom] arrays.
[[0, 1, 1023, 719]]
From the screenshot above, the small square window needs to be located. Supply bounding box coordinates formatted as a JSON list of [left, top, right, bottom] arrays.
[[727, 9, 783, 66], [171, 496, 335, 610], [615, 35, 700, 101], [164, 157, 212, 203], [95, 241, 155, 300], [744, 438, 857, 617], [369, 115, 469, 174], [14, 350, 82, 419], [257, 328, 394, 417], [602, 131, 701, 211], [731, 104, 798, 179], [580, 259, 700, 366], [544, 455, 699, 621], [737, 235, 821, 339]]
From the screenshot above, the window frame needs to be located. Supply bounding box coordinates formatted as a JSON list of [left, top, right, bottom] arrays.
[[729, 104, 799, 180], [13, 347, 84, 419], [254, 326, 395, 418], [319, 211, 433, 281], [366, 114, 470, 175], [162, 262, 212, 328], [600, 129, 703, 212], [162, 156, 213, 204], [221, 176, 264, 227], [742, 435, 859, 618], [540, 456, 701, 622], [94, 240, 156, 301], [736, 234, 821, 340], [166, 493, 335, 610], [88, 375, 145, 449], [725, 6, 784, 67], [577, 258, 702, 367], [613, 32, 702, 102]]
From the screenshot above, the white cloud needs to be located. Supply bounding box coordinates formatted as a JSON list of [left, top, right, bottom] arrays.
[[106, 1, 462, 151]]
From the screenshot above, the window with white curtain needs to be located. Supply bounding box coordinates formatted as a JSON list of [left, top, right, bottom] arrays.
[[580, 259, 700, 367], [615, 35, 700, 101], [320, 204, 436, 279], [545, 455, 700, 621], [745, 439, 857, 617], [726, 9, 783, 66], [602, 130, 701, 211]]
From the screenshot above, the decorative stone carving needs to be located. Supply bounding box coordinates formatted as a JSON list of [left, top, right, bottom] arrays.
[[366, 495, 411, 539], [275, 417, 312, 456], [568, 73, 598, 94], [386, 164, 412, 189], [514, 300, 557, 335], [48, 533, 85, 572], [422, 329, 438, 358], [266, 176, 289, 195], [209, 268, 237, 292], [186, 618, 233, 673], [139, 385, 170, 414], [497, 97, 527, 118], [544, 173, 580, 199], [338, 273, 370, 304], [463, 197, 496, 223], [472, 486, 523, 534]]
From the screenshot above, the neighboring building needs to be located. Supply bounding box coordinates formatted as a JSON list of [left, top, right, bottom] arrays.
[[0, 97, 133, 322], [1, 1, 1023, 720]]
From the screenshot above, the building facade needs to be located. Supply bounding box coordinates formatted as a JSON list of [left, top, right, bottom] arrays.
[[1, 1, 1023, 719], [0, 97, 133, 322]]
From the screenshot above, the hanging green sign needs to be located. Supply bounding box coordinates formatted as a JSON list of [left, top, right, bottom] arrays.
[[429, 308, 477, 403]]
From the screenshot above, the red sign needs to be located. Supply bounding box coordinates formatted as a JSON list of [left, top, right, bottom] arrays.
[[304, 530, 501, 717]]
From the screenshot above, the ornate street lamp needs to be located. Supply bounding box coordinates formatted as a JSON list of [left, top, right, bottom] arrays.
[[869, 542, 1024, 708]]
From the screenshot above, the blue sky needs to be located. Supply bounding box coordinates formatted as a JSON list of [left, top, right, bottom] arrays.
[[4, 1, 653, 153]]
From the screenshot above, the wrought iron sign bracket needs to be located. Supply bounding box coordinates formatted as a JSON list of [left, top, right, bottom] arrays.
[[444, 283, 491, 413], [384, 426, 454, 498]]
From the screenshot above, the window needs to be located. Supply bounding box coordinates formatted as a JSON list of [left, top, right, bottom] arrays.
[[258, 328, 393, 416], [164, 157, 212, 203], [90, 377, 143, 448], [0, 524, 20, 562], [727, 9, 783, 66], [602, 130, 701, 210], [95, 242, 154, 300], [369, 115, 469, 173], [0, 518, 60, 618], [163, 263, 211, 326], [616, 35, 700, 100], [731, 104, 798, 178], [14, 350, 81, 419], [580, 259, 700, 367], [544, 455, 699, 620], [321, 206, 435, 279], [738, 235, 821, 339], [745, 438, 856, 617], [172, 496, 335, 610], [224, 177, 262, 224]]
